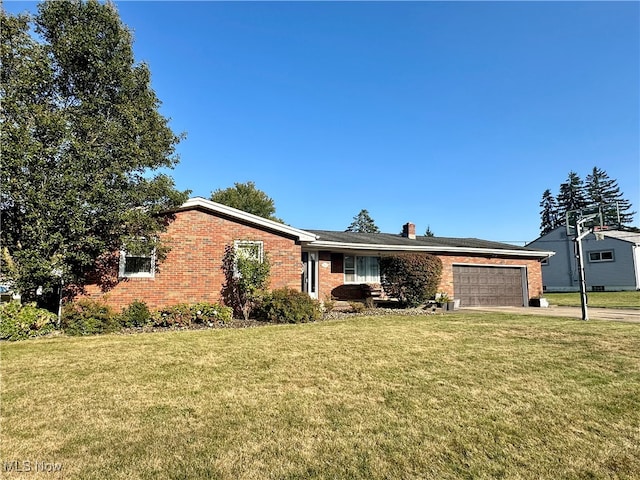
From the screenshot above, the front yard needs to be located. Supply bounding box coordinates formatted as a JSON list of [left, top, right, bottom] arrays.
[[1, 312, 639, 479], [545, 290, 640, 309]]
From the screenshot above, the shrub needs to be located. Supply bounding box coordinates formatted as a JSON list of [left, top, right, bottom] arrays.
[[256, 288, 321, 323], [152, 302, 233, 328], [380, 253, 443, 308], [321, 295, 336, 314], [61, 299, 120, 336], [348, 301, 367, 314], [0, 302, 58, 341], [119, 300, 151, 328], [191, 302, 233, 325], [152, 303, 193, 328], [221, 244, 271, 320]]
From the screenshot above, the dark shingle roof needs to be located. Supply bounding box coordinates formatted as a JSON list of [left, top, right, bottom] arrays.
[[306, 230, 539, 252]]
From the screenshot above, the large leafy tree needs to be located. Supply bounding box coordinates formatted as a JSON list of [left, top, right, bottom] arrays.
[[1, 1, 188, 304], [584, 167, 635, 225], [346, 209, 380, 233], [210, 181, 282, 222], [539, 189, 560, 235]]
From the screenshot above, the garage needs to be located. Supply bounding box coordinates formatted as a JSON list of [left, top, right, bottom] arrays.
[[453, 265, 526, 307]]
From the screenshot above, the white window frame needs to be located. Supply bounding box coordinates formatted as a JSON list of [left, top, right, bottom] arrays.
[[588, 250, 614, 263], [344, 255, 380, 284], [234, 240, 264, 262], [119, 249, 156, 278]]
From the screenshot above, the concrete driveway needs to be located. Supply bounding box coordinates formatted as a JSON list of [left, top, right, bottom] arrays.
[[462, 305, 640, 323]]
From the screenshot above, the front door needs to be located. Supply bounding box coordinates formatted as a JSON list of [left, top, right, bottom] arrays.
[[301, 251, 318, 299]]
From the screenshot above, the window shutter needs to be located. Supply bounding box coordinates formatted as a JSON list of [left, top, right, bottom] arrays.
[[331, 253, 344, 273]]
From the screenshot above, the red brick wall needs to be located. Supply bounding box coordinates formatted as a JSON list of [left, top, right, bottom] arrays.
[[86, 209, 302, 311], [317, 252, 543, 301]]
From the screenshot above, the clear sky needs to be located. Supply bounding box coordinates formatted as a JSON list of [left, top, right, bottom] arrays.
[[6, 1, 640, 244]]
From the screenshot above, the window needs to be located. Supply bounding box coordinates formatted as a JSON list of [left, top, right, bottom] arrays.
[[344, 255, 380, 283], [588, 250, 614, 263], [119, 250, 155, 278], [234, 240, 264, 262]]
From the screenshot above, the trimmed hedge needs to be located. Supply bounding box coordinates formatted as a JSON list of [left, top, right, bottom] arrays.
[[380, 253, 443, 307], [0, 302, 57, 341], [256, 288, 321, 323], [61, 299, 120, 336]]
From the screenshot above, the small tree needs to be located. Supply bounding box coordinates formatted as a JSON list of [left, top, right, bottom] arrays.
[[221, 244, 270, 320], [425, 226, 435, 237], [380, 253, 442, 308], [346, 209, 380, 233]]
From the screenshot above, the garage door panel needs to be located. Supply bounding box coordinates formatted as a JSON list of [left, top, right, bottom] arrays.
[[453, 266, 525, 307]]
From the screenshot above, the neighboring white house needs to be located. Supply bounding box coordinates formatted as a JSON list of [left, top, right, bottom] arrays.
[[527, 227, 640, 292]]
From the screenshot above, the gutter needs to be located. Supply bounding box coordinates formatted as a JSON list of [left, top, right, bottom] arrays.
[[305, 240, 555, 259]]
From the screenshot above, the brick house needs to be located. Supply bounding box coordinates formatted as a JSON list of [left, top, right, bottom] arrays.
[[87, 197, 553, 311]]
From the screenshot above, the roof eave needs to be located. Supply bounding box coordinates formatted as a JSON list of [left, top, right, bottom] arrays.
[[178, 197, 318, 242], [306, 240, 555, 258]]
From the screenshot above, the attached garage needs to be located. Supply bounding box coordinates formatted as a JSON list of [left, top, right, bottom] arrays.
[[453, 265, 527, 307]]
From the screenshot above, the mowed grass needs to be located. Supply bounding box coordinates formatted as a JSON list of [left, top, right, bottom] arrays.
[[546, 291, 640, 309], [2, 313, 639, 479]]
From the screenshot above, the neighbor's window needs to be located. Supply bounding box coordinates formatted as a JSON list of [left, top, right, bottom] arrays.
[[119, 249, 155, 278], [588, 250, 614, 263], [234, 240, 264, 262], [344, 255, 380, 283]]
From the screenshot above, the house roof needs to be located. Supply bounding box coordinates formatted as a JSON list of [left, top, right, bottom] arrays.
[[177, 197, 318, 242], [305, 230, 554, 258], [175, 198, 553, 258], [600, 230, 640, 245]]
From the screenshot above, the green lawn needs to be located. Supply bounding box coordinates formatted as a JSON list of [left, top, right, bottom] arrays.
[[546, 291, 640, 309], [2, 313, 639, 479]]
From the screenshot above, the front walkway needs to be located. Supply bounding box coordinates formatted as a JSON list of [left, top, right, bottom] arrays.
[[462, 305, 640, 323]]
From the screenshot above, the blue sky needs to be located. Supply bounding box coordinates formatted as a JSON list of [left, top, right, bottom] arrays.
[[6, 1, 639, 243]]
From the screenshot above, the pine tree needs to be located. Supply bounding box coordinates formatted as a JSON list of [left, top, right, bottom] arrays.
[[556, 171, 588, 222], [425, 226, 435, 237], [346, 209, 380, 233], [539, 189, 560, 235], [584, 167, 635, 225]]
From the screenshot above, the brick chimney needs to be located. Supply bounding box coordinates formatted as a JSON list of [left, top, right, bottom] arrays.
[[402, 222, 416, 240]]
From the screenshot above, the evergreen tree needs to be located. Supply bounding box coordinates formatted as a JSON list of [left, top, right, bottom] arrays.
[[210, 181, 282, 222], [585, 167, 635, 225], [1, 2, 188, 304], [346, 209, 380, 233], [539, 189, 560, 235], [556, 171, 588, 221], [425, 226, 435, 237]]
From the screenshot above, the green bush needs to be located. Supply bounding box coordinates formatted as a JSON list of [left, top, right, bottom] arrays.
[[380, 253, 443, 308], [0, 302, 57, 341], [191, 302, 233, 324], [256, 288, 321, 323], [119, 300, 151, 328], [152, 302, 233, 328], [348, 301, 367, 314], [62, 299, 120, 336]]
